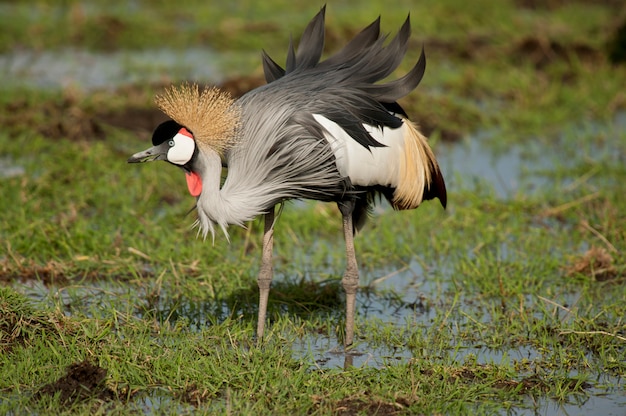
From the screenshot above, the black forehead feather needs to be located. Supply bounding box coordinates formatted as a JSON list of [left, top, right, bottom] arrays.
[[152, 120, 183, 145]]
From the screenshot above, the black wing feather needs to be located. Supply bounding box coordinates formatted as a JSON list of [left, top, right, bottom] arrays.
[[255, 10, 426, 150], [294, 5, 326, 71], [262, 50, 285, 83], [361, 48, 426, 103]]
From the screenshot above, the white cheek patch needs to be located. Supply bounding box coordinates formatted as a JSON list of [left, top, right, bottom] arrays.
[[167, 131, 195, 165]]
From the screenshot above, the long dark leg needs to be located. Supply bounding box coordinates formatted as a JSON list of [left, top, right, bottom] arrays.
[[339, 201, 359, 347], [256, 206, 275, 344]]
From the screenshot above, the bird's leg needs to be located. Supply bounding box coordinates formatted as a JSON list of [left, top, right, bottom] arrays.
[[256, 206, 275, 344], [339, 201, 359, 347]]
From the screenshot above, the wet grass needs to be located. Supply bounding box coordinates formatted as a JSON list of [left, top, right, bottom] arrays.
[[1, 0, 626, 414]]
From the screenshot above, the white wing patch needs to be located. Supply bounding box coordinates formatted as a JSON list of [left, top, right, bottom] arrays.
[[313, 113, 440, 210], [312, 113, 405, 188]]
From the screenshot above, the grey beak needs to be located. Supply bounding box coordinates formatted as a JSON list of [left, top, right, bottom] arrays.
[[127, 145, 167, 163]]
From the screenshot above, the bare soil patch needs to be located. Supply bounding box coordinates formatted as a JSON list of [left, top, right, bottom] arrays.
[[36, 361, 116, 405]]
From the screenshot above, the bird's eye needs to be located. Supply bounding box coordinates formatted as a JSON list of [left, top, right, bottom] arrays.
[[168, 140, 175, 147]]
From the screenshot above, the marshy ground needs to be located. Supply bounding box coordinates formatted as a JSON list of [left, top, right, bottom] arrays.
[[1, 1, 625, 414]]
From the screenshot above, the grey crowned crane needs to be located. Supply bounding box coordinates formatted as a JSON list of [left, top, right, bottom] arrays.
[[128, 7, 446, 347]]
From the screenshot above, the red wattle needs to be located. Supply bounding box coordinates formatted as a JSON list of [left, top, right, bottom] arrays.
[[185, 171, 202, 197]]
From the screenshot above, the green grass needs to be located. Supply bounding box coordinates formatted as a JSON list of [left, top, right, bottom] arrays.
[[1, 0, 625, 414]]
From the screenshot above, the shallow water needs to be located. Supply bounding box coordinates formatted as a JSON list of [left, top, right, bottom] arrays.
[[0, 157, 25, 179], [516, 394, 625, 416], [437, 110, 626, 199], [0, 48, 223, 90], [437, 133, 550, 198], [120, 382, 626, 416]]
